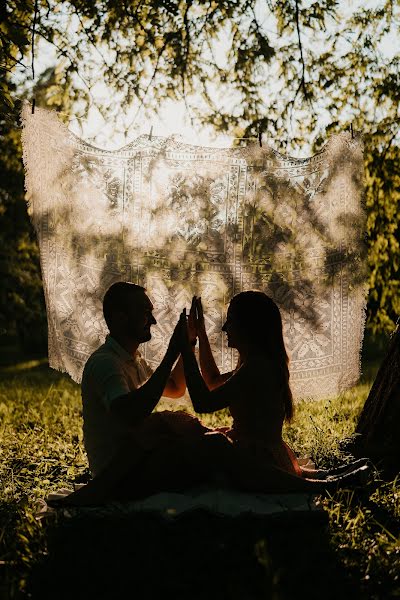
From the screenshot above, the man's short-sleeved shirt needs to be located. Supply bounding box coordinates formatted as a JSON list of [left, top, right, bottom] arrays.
[[81, 335, 153, 476]]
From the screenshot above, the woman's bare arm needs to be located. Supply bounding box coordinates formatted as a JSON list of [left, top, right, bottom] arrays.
[[179, 310, 247, 413], [196, 297, 239, 389], [198, 328, 235, 389], [182, 345, 248, 413]]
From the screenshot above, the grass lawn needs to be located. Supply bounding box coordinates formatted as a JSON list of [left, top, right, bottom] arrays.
[[0, 346, 399, 599]]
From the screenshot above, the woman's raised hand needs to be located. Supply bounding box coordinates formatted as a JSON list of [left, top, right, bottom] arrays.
[[167, 305, 200, 361], [187, 295, 207, 342]]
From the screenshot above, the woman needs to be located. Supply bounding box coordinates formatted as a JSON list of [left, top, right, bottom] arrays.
[[179, 292, 368, 491]]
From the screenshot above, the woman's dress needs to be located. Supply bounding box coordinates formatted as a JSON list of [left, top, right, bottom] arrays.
[[221, 357, 302, 477]]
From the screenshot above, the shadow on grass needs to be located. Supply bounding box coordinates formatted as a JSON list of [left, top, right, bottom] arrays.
[[0, 332, 392, 599], [28, 509, 363, 600], [0, 355, 78, 391], [0, 357, 48, 371]]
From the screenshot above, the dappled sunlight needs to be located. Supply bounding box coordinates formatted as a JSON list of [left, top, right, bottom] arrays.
[[0, 358, 49, 374], [22, 104, 366, 399]]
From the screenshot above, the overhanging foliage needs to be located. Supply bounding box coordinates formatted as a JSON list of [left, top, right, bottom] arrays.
[[0, 0, 399, 338]]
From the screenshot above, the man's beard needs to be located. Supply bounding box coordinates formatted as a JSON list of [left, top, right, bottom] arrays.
[[137, 328, 152, 343]]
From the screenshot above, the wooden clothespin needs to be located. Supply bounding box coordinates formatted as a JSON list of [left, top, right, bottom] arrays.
[[350, 123, 354, 139], [149, 126, 153, 141], [31, 0, 39, 115]]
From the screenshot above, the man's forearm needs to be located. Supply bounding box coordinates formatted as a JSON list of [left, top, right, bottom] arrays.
[[111, 350, 177, 423], [137, 351, 177, 405]]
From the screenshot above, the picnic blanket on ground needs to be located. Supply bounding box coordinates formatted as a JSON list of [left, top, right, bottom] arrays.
[[36, 485, 324, 521]]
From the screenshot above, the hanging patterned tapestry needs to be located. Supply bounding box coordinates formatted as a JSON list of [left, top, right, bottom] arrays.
[[21, 103, 367, 400]]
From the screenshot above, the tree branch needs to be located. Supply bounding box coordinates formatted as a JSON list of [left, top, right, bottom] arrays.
[[73, 9, 110, 69], [123, 37, 170, 129], [294, 0, 308, 102]]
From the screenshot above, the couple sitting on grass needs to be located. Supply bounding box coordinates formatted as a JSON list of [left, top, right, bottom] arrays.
[[62, 282, 369, 506]]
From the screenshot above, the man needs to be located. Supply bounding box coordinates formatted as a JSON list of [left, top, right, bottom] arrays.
[[65, 281, 210, 505], [82, 281, 191, 478]]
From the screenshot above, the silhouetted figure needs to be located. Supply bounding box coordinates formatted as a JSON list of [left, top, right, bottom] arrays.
[[183, 292, 302, 475], [61, 281, 217, 505], [179, 292, 369, 490]]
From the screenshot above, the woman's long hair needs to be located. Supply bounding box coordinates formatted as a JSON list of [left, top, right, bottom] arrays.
[[229, 291, 294, 422]]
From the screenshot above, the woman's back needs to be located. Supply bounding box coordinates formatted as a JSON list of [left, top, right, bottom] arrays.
[[225, 355, 301, 476], [228, 356, 286, 444]]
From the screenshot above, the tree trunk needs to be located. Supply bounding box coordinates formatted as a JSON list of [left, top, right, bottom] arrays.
[[351, 324, 400, 477]]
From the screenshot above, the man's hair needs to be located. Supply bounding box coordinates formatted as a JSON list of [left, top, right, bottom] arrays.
[[102, 282, 146, 329]]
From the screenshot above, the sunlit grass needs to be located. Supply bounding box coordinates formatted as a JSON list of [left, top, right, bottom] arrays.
[[0, 361, 399, 597]]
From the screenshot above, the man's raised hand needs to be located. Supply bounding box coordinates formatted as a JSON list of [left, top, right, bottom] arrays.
[[166, 314, 184, 362], [187, 296, 198, 345], [195, 296, 206, 336]]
